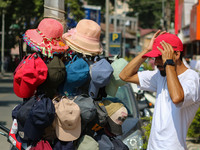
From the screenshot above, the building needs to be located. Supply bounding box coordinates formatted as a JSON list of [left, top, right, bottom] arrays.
[[175, 0, 200, 56]]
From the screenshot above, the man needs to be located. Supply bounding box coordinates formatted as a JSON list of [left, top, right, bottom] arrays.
[[119, 30, 200, 150]]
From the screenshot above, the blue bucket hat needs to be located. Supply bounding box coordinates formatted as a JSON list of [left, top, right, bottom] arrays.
[[89, 58, 113, 99], [62, 55, 90, 95]]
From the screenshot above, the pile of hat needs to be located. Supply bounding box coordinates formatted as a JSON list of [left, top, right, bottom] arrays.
[[11, 18, 129, 150]]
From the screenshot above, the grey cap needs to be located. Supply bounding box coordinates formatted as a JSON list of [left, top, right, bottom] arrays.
[[74, 94, 97, 131]]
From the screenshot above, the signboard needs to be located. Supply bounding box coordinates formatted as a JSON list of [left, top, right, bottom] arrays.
[[83, 5, 101, 25], [109, 33, 121, 56], [190, 3, 200, 41]]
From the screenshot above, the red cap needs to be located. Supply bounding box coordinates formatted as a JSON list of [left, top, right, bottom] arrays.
[[13, 53, 48, 98], [142, 33, 183, 58]]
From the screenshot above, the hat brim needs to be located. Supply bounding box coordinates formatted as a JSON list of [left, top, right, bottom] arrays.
[[63, 33, 102, 56], [23, 29, 69, 54], [142, 49, 162, 58], [55, 116, 81, 141], [107, 117, 122, 135]]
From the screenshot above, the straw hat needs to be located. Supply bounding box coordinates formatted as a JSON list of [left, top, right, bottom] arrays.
[[23, 18, 69, 58], [62, 19, 103, 56]]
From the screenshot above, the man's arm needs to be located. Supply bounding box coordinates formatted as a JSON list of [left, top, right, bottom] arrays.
[[119, 49, 149, 85], [119, 30, 163, 85], [158, 41, 184, 104]]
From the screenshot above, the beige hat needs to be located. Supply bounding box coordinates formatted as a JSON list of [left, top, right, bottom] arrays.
[[53, 96, 81, 141], [110, 106, 128, 125], [62, 19, 103, 56], [103, 100, 128, 125]]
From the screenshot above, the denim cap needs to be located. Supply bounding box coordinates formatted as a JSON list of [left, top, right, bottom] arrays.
[[89, 58, 113, 98], [105, 58, 128, 97], [63, 55, 89, 95]]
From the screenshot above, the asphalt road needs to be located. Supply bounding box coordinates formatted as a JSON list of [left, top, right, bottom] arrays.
[[0, 73, 22, 150]]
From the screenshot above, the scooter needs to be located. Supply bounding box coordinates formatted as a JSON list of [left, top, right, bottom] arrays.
[[0, 122, 28, 150], [135, 90, 154, 118]]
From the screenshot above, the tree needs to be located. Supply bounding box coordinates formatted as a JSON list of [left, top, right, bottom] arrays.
[[127, 0, 175, 29]]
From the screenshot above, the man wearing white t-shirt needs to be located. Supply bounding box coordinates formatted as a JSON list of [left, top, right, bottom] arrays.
[[119, 30, 200, 150]]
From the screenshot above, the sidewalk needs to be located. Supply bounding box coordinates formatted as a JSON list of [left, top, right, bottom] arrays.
[[0, 72, 13, 80]]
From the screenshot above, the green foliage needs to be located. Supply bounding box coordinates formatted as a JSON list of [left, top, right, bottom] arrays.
[[65, 0, 85, 22], [126, 0, 175, 29], [141, 116, 152, 149], [187, 107, 200, 140], [142, 62, 153, 70]]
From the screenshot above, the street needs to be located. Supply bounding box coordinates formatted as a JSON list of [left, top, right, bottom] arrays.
[[0, 72, 22, 150]]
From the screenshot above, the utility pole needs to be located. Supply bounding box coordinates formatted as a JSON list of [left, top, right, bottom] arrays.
[[1, 9, 5, 74], [44, 0, 66, 31], [114, 0, 117, 32], [162, 0, 165, 30], [105, 0, 110, 57], [166, 0, 171, 31]]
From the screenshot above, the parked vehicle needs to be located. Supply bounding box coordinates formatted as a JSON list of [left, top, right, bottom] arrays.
[[106, 83, 146, 150], [130, 83, 156, 115]]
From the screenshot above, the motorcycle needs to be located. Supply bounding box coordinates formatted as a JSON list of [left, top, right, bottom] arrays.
[[0, 122, 28, 150], [136, 90, 154, 118]]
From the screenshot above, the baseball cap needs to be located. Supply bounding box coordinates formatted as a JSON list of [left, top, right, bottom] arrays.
[[52, 96, 81, 141], [53, 140, 75, 150], [142, 33, 183, 58], [38, 55, 66, 98], [23, 94, 55, 141], [105, 58, 128, 97], [102, 100, 128, 135], [15, 96, 37, 140], [89, 58, 113, 99], [62, 55, 89, 95], [76, 135, 99, 150], [13, 53, 48, 98], [74, 94, 97, 131]]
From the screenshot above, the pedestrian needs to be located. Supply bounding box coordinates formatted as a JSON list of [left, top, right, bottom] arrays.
[[190, 55, 197, 70], [119, 30, 200, 150]]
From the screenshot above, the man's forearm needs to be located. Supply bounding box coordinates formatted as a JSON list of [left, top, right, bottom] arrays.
[[119, 49, 149, 82], [166, 65, 184, 104]]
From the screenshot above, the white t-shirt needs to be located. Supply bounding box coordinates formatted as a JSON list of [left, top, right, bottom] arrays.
[[138, 69, 200, 150]]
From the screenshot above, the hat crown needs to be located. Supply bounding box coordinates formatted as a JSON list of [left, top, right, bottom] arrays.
[[153, 33, 183, 51], [76, 19, 101, 41], [38, 18, 63, 39], [56, 98, 80, 129]]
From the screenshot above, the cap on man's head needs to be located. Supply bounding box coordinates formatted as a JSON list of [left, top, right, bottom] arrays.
[[142, 33, 183, 58]]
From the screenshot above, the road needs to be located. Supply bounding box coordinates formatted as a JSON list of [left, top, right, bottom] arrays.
[[0, 72, 22, 150]]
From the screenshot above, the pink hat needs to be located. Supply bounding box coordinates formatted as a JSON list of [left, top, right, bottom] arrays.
[[62, 19, 103, 56], [23, 18, 69, 58], [142, 33, 183, 58]]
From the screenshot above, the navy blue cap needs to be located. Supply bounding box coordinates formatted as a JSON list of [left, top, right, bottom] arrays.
[[23, 94, 55, 141]]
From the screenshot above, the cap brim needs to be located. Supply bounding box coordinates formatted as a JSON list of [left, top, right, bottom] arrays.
[[55, 116, 81, 142], [142, 49, 162, 58], [107, 117, 122, 135], [13, 78, 23, 98], [89, 80, 100, 99]]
